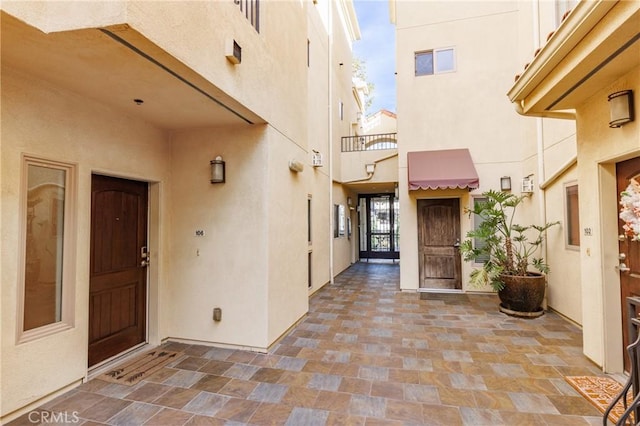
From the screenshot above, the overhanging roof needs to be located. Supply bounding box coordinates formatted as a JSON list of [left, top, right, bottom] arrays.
[[1, 11, 266, 130], [407, 149, 479, 191], [507, 1, 640, 117]]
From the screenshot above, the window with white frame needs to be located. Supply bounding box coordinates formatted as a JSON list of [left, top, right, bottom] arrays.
[[19, 156, 76, 342], [415, 48, 456, 76], [565, 183, 580, 248]]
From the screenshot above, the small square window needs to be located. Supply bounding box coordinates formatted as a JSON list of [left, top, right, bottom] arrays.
[[415, 48, 456, 76]]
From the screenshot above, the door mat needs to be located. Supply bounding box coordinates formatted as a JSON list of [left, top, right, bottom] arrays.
[[565, 375, 632, 423], [99, 350, 180, 386]]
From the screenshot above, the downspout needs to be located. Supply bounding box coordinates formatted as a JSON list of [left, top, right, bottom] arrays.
[[532, 0, 548, 310], [328, 0, 334, 284], [513, 101, 576, 120]]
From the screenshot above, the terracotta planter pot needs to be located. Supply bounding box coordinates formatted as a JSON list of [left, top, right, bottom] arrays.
[[498, 273, 545, 317]]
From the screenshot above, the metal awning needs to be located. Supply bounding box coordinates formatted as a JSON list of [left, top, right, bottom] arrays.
[[407, 148, 480, 190]]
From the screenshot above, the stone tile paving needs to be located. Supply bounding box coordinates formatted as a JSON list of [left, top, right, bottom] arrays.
[[9, 261, 606, 425]]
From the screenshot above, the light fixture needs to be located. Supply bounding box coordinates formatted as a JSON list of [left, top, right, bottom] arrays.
[[500, 176, 512, 191], [521, 175, 534, 193], [288, 159, 304, 173], [210, 156, 225, 183], [394, 183, 399, 198], [608, 90, 634, 128], [225, 39, 241, 64], [365, 163, 375, 174]]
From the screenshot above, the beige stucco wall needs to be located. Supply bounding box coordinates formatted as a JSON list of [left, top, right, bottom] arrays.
[[332, 183, 358, 276], [363, 111, 397, 134], [544, 165, 582, 324], [167, 126, 270, 348], [576, 68, 639, 372], [0, 66, 173, 417], [2, 1, 361, 419], [395, 0, 579, 296], [267, 129, 311, 344], [2, 1, 309, 142], [126, 1, 309, 145], [0, 1, 128, 33], [307, 0, 336, 293], [341, 150, 397, 183], [395, 1, 526, 290]]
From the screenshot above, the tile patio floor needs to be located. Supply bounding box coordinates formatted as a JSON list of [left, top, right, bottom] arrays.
[[10, 261, 608, 425]]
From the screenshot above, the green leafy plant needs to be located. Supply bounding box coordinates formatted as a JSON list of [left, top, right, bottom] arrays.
[[459, 190, 559, 291]]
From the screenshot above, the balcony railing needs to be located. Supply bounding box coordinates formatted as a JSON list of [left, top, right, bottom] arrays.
[[341, 133, 397, 152]]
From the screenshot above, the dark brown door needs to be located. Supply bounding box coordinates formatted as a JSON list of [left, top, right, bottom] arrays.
[[89, 175, 148, 367], [618, 157, 640, 372], [418, 198, 461, 289]]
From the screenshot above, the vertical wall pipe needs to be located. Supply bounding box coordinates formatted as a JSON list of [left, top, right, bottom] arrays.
[[532, 0, 548, 309], [328, 0, 335, 284]]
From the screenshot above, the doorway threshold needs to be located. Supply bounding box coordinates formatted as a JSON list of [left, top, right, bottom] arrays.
[[86, 342, 153, 381], [417, 288, 464, 293]]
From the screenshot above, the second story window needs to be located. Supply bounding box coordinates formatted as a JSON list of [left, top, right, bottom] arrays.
[[234, 0, 260, 32], [415, 48, 456, 76]]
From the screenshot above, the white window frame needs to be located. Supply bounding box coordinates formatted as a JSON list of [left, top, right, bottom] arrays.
[[17, 156, 77, 343], [564, 181, 580, 250], [415, 47, 456, 76]]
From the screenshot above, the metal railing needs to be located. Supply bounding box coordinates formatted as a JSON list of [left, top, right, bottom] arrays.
[[603, 296, 640, 425], [341, 133, 397, 152]]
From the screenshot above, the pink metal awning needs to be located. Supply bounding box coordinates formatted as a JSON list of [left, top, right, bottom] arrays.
[[407, 149, 480, 190]]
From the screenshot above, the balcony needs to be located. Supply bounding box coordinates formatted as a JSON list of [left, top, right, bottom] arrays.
[[341, 133, 397, 152], [340, 133, 398, 194]]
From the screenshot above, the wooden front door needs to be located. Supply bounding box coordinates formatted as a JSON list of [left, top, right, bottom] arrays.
[[618, 157, 640, 372], [417, 198, 461, 290], [89, 175, 148, 367]]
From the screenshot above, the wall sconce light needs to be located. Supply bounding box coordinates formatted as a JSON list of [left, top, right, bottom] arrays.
[[210, 156, 226, 183], [394, 183, 399, 198], [365, 163, 375, 174], [288, 159, 304, 173], [521, 175, 534, 193], [500, 176, 512, 191], [225, 39, 241, 65], [608, 90, 634, 128]]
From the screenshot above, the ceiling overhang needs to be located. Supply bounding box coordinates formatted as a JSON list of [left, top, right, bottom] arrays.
[[1, 11, 266, 130], [507, 0, 640, 117]]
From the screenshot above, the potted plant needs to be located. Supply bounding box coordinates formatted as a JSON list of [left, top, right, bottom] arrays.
[[459, 190, 559, 317]]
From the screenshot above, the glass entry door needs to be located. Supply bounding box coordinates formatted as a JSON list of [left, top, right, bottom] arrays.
[[359, 194, 399, 259]]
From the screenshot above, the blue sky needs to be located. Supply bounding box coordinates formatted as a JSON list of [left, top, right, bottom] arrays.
[[352, 0, 396, 115]]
